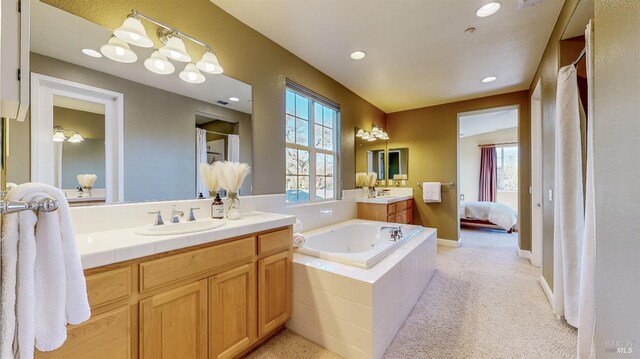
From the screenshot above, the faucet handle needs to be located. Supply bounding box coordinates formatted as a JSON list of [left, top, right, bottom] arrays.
[[188, 207, 199, 222], [148, 211, 164, 226]]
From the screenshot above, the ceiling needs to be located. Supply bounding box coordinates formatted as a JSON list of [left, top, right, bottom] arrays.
[[459, 108, 518, 138], [212, 0, 564, 113], [562, 0, 594, 39], [31, 0, 253, 114]]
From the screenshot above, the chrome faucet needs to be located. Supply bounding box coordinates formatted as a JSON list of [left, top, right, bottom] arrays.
[[148, 211, 164, 226], [187, 207, 199, 222], [171, 206, 184, 223], [381, 226, 403, 241]]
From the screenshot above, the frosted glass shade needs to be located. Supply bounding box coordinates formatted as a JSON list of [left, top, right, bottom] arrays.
[[100, 36, 138, 63], [160, 36, 191, 62], [114, 17, 153, 48], [179, 63, 205, 84], [196, 51, 224, 74], [144, 50, 175, 74]]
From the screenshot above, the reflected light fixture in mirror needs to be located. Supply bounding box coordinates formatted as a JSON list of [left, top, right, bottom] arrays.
[[179, 63, 206, 84], [100, 36, 138, 63], [196, 51, 224, 74], [52, 128, 67, 142], [52, 127, 84, 143], [144, 50, 175, 74], [113, 16, 154, 48], [160, 36, 191, 62], [355, 126, 389, 141], [67, 132, 85, 143]]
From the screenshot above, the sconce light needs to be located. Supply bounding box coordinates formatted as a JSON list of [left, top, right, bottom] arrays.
[[355, 126, 389, 141], [53, 127, 84, 143], [100, 10, 225, 84]]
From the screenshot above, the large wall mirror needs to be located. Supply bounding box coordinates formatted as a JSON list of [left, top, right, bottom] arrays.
[[355, 130, 387, 186], [6, 0, 253, 204]]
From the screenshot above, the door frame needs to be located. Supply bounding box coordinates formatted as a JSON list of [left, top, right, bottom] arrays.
[[530, 78, 543, 267]]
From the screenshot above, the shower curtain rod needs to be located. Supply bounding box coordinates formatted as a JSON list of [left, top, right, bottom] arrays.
[[478, 141, 518, 147], [573, 48, 586, 66], [203, 130, 231, 136]]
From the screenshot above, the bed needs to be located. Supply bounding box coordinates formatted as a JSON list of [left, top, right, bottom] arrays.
[[459, 200, 518, 233]]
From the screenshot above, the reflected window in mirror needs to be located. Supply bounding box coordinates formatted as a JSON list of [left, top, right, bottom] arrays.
[[285, 86, 339, 203], [366, 150, 386, 180], [388, 148, 409, 180]]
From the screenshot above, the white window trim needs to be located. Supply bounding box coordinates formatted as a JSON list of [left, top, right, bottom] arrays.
[[285, 84, 340, 203]]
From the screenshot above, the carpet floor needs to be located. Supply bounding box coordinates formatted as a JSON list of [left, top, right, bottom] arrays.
[[246, 228, 576, 359]]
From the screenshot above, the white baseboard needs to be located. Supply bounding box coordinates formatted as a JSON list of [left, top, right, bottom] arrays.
[[517, 248, 532, 260], [539, 274, 554, 310], [437, 238, 461, 247]]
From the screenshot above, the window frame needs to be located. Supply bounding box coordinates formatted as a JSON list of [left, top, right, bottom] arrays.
[[496, 145, 518, 192], [285, 83, 341, 203]]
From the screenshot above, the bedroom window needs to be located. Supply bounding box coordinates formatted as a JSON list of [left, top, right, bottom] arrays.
[[497, 146, 518, 191], [285, 84, 340, 203]]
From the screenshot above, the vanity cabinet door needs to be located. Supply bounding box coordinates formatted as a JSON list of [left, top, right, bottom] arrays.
[[140, 280, 208, 359], [258, 251, 292, 338], [209, 264, 256, 359]]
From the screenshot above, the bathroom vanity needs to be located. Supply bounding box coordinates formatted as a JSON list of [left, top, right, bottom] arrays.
[[35, 221, 293, 359], [356, 196, 414, 224]]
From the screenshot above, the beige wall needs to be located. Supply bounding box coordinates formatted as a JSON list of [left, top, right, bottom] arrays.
[[386, 91, 530, 245], [43, 0, 386, 195], [460, 127, 518, 211], [528, 0, 582, 289], [593, 0, 640, 355]]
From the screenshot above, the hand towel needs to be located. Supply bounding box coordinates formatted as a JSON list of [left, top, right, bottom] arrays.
[[293, 233, 306, 248], [422, 182, 441, 203], [1, 183, 91, 358]]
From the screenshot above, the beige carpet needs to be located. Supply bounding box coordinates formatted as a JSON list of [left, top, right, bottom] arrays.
[[246, 229, 576, 359]]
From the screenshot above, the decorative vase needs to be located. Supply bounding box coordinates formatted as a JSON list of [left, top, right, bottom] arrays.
[[83, 186, 93, 198], [227, 192, 241, 220]]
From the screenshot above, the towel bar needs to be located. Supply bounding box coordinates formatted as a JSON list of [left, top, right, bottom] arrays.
[[0, 198, 60, 215], [417, 182, 455, 188]]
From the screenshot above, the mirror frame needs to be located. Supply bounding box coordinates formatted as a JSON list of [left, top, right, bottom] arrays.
[[31, 73, 124, 202]]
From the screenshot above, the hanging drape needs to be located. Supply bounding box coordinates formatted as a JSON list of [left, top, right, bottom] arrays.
[[577, 19, 596, 359], [478, 146, 497, 202], [227, 134, 240, 162], [196, 128, 209, 198], [553, 61, 585, 328]]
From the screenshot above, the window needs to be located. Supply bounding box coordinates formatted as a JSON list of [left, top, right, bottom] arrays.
[[497, 146, 518, 191], [285, 86, 339, 203]]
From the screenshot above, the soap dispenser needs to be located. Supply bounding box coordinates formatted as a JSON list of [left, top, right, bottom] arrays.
[[212, 193, 224, 219]]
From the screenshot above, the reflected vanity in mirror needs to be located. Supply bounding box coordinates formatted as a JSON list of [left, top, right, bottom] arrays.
[[6, 0, 253, 204]]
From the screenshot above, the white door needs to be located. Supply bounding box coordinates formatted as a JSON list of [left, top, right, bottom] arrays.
[[530, 79, 543, 268]]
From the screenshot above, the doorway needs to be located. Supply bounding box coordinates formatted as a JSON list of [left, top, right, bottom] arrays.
[[457, 105, 520, 246]]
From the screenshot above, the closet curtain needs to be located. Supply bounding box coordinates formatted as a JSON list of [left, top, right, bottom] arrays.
[[553, 58, 585, 328], [196, 128, 209, 198], [227, 134, 240, 162], [577, 19, 596, 359], [478, 146, 497, 202]]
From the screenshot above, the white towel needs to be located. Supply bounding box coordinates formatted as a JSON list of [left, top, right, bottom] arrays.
[[1, 183, 91, 358], [293, 233, 306, 248], [422, 182, 441, 203]]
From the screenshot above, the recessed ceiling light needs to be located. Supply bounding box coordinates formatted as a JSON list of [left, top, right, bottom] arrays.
[[482, 76, 497, 83], [476, 2, 501, 17], [350, 51, 366, 60], [82, 48, 102, 58], [229, 97, 239, 102]]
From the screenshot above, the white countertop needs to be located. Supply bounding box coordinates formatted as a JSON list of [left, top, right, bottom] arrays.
[[355, 195, 413, 204], [77, 211, 296, 269]]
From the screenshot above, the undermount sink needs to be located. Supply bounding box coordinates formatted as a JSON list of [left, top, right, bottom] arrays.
[[135, 219, 227, 236]]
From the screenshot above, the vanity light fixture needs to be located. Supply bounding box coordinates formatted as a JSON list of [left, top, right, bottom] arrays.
[[114, 16, 154, 48], [482, 76, 497, 83], [356, 126, 390, 141], [67, 132, 85, 143], [100, 36, 138, 63], [476, 2, 501, 17], [229, 97, 240, 102], [82, 48, 103, 58], [179, 63, 206, 84], [144, 50, 175, 74], [159, 35, 191, 62], [52, 128, 67, 142]]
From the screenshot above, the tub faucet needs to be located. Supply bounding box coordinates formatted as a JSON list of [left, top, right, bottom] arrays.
[[171, 206, 184, 223], [381, 226, 403, 241]]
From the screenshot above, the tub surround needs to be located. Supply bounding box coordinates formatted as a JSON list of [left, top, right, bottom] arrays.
[[288, 224, 437, 359]]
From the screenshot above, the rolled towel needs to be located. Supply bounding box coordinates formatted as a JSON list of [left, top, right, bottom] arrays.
[[293, 233, 306, 248]]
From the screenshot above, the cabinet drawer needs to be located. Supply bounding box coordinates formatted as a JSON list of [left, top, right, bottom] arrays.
[[395, 200, 408, 212], [258, 228, 292, 254], [140, 237, 255, 292], [86, 267, 130, 308]]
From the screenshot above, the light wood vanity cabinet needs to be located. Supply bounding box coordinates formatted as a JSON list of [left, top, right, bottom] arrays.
[[36, 226, 293, 359], [357, 199, 414, 224]]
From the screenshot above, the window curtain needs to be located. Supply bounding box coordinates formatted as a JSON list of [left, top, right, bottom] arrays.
[[196, 128, 209, 198], [478, 146, 497, 202], [227, 134, 240, 162]]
